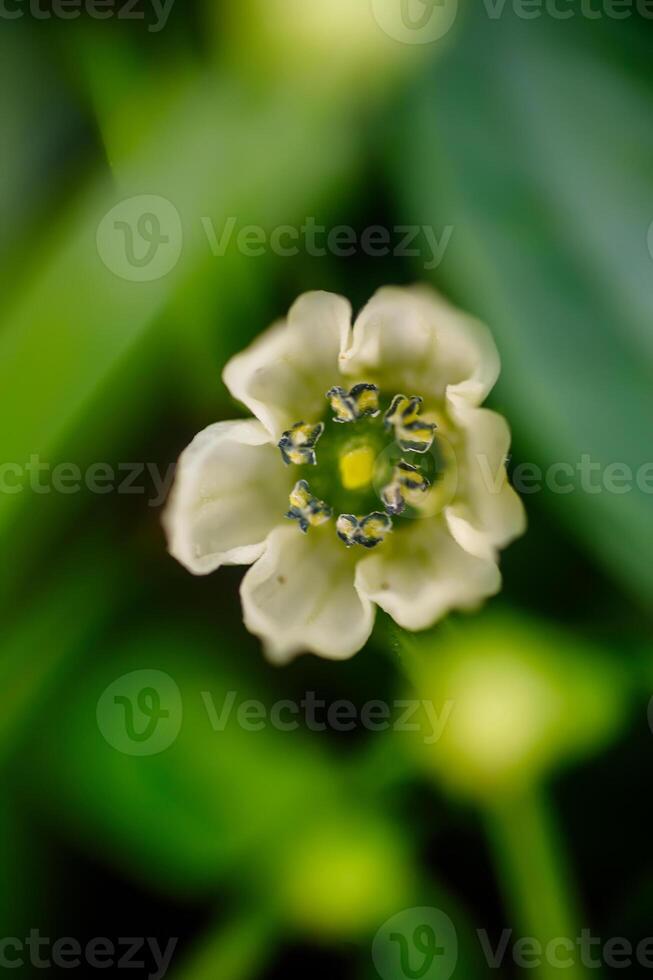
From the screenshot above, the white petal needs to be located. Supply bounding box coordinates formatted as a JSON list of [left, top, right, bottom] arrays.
[[446, 407, 526, 561], [241, 525, 375, 663], [355, 518, 501, 632], [223, 292, 353, 439], [340, 286, 500, 408], [163, 420, 288, 575]]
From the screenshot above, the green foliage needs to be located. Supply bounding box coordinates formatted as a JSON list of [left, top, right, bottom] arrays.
[[396, 7, 653, 603]]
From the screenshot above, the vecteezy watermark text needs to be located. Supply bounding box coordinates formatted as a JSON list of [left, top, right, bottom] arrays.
[[3, 452, 653, 508], [97, 672, 454, 756], [0, 456, 174, 507], [0, 0, 174, 30], [202, 690, 453, 745], [3, 453, 653, 505], [0, 932, 177, 977], [478, 929, 653, 970], [482, 0, 653, 18], [371, 0, 653, 50], [95, 195, 455, 282], [201, 217, 454, 271], [373, 907, 653, 980], [506, 455, 653, 496]]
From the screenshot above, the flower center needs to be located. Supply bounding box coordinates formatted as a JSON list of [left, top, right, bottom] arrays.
[[278, 383, 440, 549]]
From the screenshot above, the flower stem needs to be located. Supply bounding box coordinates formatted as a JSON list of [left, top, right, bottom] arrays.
[[174, 907, 276, 980], [485, 784, 589, 980]]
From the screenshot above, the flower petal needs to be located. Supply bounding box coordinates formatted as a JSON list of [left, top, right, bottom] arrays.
[[223, 292, 353, 439], [164, 420, 288, 575], [446, 407, 526, 561], [241, 526, 375, 663], [340, 286, 500, 408], [355, 518, 501, 631]]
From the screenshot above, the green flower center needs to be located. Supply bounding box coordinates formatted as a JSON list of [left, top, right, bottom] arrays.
[[279, 383, 445, 549], [306, 416, 388, 517]]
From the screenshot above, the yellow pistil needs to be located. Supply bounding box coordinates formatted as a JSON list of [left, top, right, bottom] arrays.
[[339, 445, 376, 491]]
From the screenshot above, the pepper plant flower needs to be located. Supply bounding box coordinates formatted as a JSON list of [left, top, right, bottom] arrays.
[[164, 287, 525, 663]]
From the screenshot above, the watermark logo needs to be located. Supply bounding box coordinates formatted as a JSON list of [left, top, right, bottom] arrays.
[[371, 0, 458, 44], [373, 907, 458, 980], [96, 195, 182, 282], [97, 670, 182, 756]]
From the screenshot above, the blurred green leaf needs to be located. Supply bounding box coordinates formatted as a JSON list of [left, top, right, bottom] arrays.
[[21, 627, 352, 895], [399, 11, 653, 602], [0, 802, 45, 937], [0, 66, 359, 547], [0, 30, 82, 268], [0, 536, 126, 767]]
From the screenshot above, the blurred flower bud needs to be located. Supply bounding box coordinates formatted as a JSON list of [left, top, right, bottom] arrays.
[[404, 616, 627, 800], [278, 814, 413, 939], [223, 0, 430, 95]]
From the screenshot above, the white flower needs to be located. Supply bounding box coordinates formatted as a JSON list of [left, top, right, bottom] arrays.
[[164, 287, 525, 664]]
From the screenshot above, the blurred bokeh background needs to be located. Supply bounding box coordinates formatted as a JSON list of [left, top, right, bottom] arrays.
[[2, 1, 653, 977]]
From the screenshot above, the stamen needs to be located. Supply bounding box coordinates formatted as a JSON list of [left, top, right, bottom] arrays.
[[382, 459, 431, 516], [286, 480, 332, 534], [278, 421, 324, 466], [336, 512, 393, 549], [326, 383, 380, 424], [384, 394, 437, 454]]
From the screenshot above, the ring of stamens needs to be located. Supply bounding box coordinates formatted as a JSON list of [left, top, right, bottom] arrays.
[[278, 383, 437, 549]]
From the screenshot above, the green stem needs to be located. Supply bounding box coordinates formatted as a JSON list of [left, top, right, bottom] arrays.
[[486, 784, 591, 980], [172, 907, 276, 980]]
